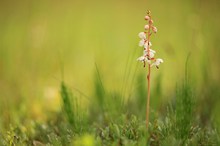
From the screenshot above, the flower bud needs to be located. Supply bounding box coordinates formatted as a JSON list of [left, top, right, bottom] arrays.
[[145, 15, 150, 20], [152, 26, 157, 33], [144, 25, 149, 30]]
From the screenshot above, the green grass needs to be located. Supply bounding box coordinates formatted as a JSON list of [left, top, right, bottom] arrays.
[[60, 82, 75, 127], [0, 70, 219, 146]]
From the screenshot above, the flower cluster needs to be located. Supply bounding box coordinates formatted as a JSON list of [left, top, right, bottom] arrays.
[[137, 13, 163, 69]]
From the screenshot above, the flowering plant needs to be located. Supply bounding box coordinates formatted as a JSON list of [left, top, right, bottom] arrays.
[[137, 11, 163, 129]]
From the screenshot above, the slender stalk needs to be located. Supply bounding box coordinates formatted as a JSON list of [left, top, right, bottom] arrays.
[[146, 65, 151, 129], [146, 13, 152, 129]]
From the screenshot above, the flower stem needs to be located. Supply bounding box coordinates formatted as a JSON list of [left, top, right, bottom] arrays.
[[146, 14, 152, 129], [146, 65, 151, 129]]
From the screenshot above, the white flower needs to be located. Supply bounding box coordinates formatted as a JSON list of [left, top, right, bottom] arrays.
[[144, 41, 152, 49], [137, 56, 145, 62], [144, 25, 149, 30], [144, 49, 156, 59], [151, 58, 163, 68], [149, 49, 156, 58], [138, 32, 146, 39], [139, 39, 145, 47], [149, 49, 156, 54], [143, 50, 147, 55], [137, 56, 151, 64]]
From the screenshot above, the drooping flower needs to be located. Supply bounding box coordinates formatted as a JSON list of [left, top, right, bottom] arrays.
[[143, 49, 156, 59], [139, 39, 145, 47], [151, 58, 163, 69], [138, 32, 146, 39], [144, 41, 152, 49], [137, 56, 146, 62], [149, 49, 156, 58], [137, 55, 151, 64]]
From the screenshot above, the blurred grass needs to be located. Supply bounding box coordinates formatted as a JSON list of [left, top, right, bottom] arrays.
[[0, 0, 220, 144]]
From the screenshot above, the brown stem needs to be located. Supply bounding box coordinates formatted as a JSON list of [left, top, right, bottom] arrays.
[[146, 64, 151, 129], [146, 15, 152, 129]]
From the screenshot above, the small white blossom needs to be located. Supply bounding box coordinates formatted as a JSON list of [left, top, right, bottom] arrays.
[[144, 41, 152, 49], [149, 49, 156, 54], [139, 39, 145, 47], [143, 50, 147, 55], [138, 32, 146, 39], [149, 49, 156, 58], [149, 52, 154, 58], [137, 56, 151, 64], [151, 58, 163, 68], [137, 56, 145, 62], [144, 49, 156, 59]]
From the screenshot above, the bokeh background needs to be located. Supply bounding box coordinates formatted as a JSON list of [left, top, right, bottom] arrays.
[[0, 0, 220, 129]]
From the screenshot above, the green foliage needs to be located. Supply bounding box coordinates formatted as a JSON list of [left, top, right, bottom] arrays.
[[0, 64, 219, 145], [0, 125, 31, 146], [134, 73, 147, 117], [60, 82, 88, 133], [60, 82, 75, 127], [1, 49, 220, 146], [97, 115, 147, 146], [174, 54, 194, 142], [175, 82, 194, 142], [90, 65, 124, 124], [0, 110, 219, 145], [91, 64, 106, 117]]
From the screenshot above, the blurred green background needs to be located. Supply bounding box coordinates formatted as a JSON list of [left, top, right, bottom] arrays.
[[0, 0, 220, 128]]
